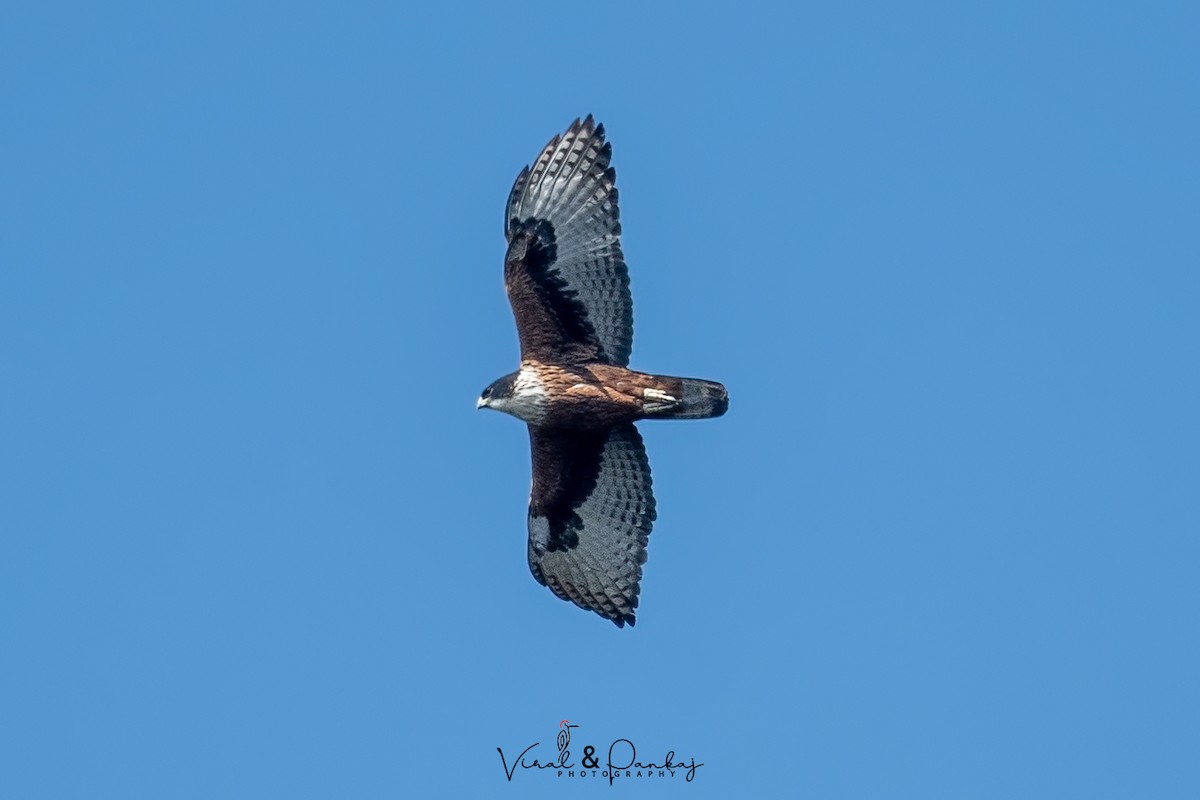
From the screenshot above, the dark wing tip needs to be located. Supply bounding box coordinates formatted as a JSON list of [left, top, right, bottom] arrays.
[[579, 115, 606, 144]]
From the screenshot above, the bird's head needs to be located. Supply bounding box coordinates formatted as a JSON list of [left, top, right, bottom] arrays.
[[477, 369, 548, 424], [477, 372, 518, 412]]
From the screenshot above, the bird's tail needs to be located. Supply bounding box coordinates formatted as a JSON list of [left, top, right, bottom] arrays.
[[642, 376, 729, 420]]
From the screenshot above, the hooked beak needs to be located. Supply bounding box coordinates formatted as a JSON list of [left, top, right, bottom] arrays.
[[476, 396, 487, 410]]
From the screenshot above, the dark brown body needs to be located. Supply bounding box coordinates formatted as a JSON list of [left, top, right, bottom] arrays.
[[527, 359, 729, 430]]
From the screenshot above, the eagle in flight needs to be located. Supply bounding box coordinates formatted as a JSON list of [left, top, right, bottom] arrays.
[[478, 116, 728, 627]]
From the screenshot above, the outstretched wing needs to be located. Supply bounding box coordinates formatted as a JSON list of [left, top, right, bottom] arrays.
[[504, 116, 633, 366], [526, 423, 656, 627]]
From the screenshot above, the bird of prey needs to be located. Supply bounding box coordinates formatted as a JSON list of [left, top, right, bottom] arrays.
[[478, 116, 728, 627]]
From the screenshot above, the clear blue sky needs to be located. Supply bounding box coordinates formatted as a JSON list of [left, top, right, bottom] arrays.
[[2, 2, 1197, 797]]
